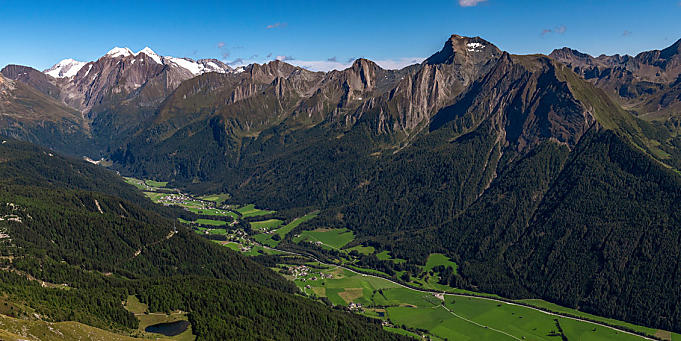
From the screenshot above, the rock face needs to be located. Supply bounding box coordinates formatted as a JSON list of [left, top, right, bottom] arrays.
[[50, 47, 235, 114], [550, 39, 681, 118], [0, 73, 94, 155], [1, 64, 61, 99]]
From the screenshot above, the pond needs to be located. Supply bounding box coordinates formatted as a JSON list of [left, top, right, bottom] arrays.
[[145, 320, 190, 336]]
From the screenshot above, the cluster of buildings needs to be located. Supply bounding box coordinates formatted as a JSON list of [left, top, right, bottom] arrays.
[[287, 265, 333, 281], [225, 229, 247, 242], [348, 302, 363, 311], [158, 194, 200, 207]]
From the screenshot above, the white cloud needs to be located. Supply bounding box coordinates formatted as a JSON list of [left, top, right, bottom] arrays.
[[458, 0, 487, 7]]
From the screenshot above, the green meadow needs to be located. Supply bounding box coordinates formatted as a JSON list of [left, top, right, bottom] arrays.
[[236, 204, 275, 218], [198, 193, 231, 204], [346, 245, 375, 255], [291, 264, 654, 341], [275, 211, 319, 238], [376, 250, 406, 263], [144, 179, 168, 188], [186, 207, 238, 219], [423, 253, 458, 274], [250, 219, 284, 230], [294, 228, 355, 249]]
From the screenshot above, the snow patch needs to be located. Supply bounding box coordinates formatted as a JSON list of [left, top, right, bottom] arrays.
[[106, 47, 134, 58], [83, 64, 93, 77], [466, 42, 485, 52], [44, 59, 87, 78], [168, 57, 202, 75]]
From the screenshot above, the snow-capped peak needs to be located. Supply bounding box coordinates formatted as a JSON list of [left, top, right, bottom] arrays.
[[166, 57, 232, 76], [44, 58, 88, 78], [106, 47, 134, 58], [136, 47, 162, 64], [44, 47, 236, 80]]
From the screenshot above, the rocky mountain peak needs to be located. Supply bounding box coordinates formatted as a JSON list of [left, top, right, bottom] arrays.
[[1, 64, 61, 99], [660, 38, 681, 60], [425, 34, 501, 65]]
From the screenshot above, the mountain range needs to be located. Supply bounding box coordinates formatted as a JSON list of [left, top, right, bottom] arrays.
[[2, 34, 681, 336]]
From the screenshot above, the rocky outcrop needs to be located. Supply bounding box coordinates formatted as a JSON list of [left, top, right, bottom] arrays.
[[1, 65, 61, 99], [550, 38, 681, 116]]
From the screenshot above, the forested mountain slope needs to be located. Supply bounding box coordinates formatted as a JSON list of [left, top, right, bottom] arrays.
[[0, 139, 407, 340]]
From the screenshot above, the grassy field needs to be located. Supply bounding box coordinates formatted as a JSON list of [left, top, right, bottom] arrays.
[[186, 207, 238, 219], [376, 250, 406, 263], [180, 218, 227, 227], [123, 295, 195, 341], [250, 219, 283, 230], [290, 264, 655, 341], [0, 313, 156, 341], [124, 177, 149, 190], [252, 233, 279, 247], [346, 245, 375, 255], [294, 266, 401, 306], [516, 299, 679, 340], [423, 253, 458, 274], [294, 228, 354, 249], [236, 204, 275, 218], [275, 211, 319, 238], [245, 212, 319, 248], [145, 180, 168, 188], [198, 193, 230, 204], [143, 191, 165, 201], [242, 245, 285, 256], [195, 219, 227, 227]]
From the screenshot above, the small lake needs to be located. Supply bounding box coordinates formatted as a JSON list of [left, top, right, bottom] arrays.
[[145, 320, 190, 336]]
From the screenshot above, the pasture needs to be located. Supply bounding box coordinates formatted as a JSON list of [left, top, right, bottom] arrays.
[[517, 299, 679, 339], [423, 253, 458, 274], [198, 193, 230, 204], [250, 219, 283, 230], [186, 207, 238, 219], [294, 228, 354, 249], [346, 245, 375, 255], [236, 204, 275, 218], [275, 211, 319, 238], [376, 250, 406, 263], [195, 219, 227, 227], [292, 265, 654, 341], [144, 180, 168, 188], [124, 295, 195, 341]]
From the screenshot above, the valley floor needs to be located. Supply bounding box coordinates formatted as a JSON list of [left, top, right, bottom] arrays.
[[130, 177, 680, 341]]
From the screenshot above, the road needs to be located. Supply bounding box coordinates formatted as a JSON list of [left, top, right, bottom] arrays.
[[263, 245, 656, 341]]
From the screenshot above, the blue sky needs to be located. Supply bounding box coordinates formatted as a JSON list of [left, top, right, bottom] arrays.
[[1, 0, 680, 71]]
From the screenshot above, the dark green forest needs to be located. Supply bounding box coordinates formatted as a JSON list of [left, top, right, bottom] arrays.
[[0, 139, 408, 340]]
